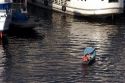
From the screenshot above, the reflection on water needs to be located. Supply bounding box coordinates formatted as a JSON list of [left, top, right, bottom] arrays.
[[0, 39, 8, 83], [1, 5, 125, 83]]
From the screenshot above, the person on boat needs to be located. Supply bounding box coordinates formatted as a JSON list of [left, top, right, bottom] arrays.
[[82, 47, 96, 62], [82, 54, 91, 62]]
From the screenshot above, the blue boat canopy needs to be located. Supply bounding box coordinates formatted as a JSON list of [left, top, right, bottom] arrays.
[[0, 3, 11, 10], [83, 47, 95, 55]]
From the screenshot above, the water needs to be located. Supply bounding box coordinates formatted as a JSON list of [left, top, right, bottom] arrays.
[[0, 5, 125, 83]]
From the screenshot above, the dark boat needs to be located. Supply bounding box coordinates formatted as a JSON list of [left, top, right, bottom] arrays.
[[10, 0, 36, 29]]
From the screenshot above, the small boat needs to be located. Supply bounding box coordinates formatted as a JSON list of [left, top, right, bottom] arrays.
[[82, 47, 96, 64], [0, 0, 12, 38], [10, 0, 36, 29]]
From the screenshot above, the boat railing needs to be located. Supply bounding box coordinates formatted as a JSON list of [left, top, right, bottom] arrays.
[[53, 0, 67, 5]]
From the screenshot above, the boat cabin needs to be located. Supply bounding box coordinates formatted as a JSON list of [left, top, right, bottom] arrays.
[[12, 0, 27, 13]]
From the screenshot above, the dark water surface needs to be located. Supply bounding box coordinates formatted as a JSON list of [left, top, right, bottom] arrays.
[[0, 5, 125, 83]]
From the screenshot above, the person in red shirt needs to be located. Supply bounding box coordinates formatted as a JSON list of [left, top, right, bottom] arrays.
[[82, 54, 90, 62]]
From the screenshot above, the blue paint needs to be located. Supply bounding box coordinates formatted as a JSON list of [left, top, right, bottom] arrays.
[[12, 9, 28, 22], [0, 3, 11, 10], [83, 47, 95, 55]]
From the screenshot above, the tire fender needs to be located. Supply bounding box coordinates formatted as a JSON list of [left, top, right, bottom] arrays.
[[62, 6, 66, 11]]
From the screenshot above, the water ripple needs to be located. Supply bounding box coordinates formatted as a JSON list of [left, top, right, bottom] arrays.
[[0, 6, 125, 83]]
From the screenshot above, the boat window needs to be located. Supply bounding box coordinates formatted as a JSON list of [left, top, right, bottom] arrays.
[[109, 0, 118, 2]]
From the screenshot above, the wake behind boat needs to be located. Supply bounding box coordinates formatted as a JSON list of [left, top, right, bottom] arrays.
[[0, 0, 12, 38]]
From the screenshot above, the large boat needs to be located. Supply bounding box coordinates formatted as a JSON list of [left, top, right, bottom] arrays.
[[0, 0, 12, 38], [28, 0, 124, 16]]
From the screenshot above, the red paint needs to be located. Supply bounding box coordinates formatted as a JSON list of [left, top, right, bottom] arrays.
[[82, 55, 89, 62], [0, 32, 4, 39]]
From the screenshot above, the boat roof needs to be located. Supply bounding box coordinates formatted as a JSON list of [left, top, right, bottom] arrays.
[[83, 47, 95, 55], [0, 2, 11, 10]]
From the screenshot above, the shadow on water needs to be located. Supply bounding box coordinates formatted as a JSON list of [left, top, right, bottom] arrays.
[[72, 14, 125, 26], [0, 31, 45, 83], [28, 1, 53, 21], [7, 27, 45, 40]]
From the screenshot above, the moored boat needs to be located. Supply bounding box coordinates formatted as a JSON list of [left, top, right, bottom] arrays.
[[28, 0, 124, 16], [11, 9, 36, 29], [10, 0, 36, 29], [82, 47, 96, 64], [0, 0, 12, 38]]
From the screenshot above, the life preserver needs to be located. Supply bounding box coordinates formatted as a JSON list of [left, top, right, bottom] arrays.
[[44, 0, 48, 6], [62, 6, 66, 11]]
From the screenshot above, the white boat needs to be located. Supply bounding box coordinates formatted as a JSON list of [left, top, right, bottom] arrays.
[[28, 0, 124, 16], [0, 0, 12, 38]]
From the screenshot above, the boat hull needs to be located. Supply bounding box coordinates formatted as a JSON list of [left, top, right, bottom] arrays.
[[10, 16, 36, 29], [10, 22, 35, 28], [0, 2, 12, 32], [28, 0, 124, 16], [11, 9, 36, 29], [0, 2, 12, 39]]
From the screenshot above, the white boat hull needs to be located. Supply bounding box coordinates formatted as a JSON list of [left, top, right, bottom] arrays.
[[52, 5, 123, 16], [0, 10, 11, 32], [0, 1, 12, 32], [28, 0, 124, 16]]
